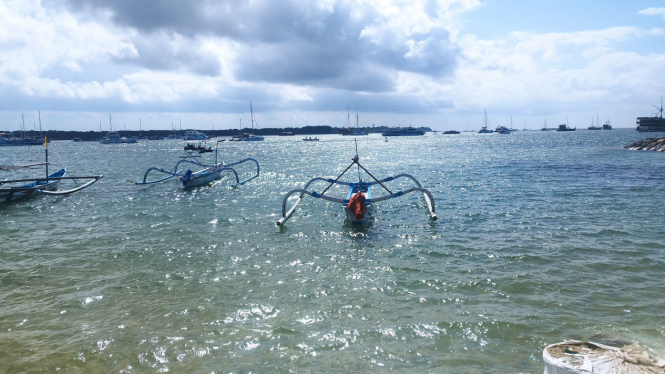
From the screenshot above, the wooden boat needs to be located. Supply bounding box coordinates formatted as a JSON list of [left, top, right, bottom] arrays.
[[184, 141, 213, 153], [276, 148, 437, 225], [136, 141, 259, 188], [0, 142, 103, 203]]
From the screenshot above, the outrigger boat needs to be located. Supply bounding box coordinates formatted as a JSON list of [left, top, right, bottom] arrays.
[[0, 138, 103, 203], [276, 144, 437, 225], [136, 140, 260, 188]]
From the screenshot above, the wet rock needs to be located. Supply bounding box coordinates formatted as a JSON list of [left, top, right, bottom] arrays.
[[625, 138, 665, 151]]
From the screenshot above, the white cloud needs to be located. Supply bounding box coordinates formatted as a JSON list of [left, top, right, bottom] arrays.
[[638, 7, 665, 19]]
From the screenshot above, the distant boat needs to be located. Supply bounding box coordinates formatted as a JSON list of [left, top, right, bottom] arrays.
[[557, 124, 576, 131], [442, 130, 460, 134], [602, 119, 612, 130], [100, 132, 124, 144], [541, 119, 555, 131], [0, 113, 43, 146], [242, 102, 265, 141], [279, 132, 295, 136], [340, 109, 369, 136], [588, 114, 602, 130], [478, 109, 493, 133], [382, 126, 426, 136], [302, 137, 319, 141], [636, 97, 665, 132], [184, 130, 209, 140], [495, 126, 511, 134]]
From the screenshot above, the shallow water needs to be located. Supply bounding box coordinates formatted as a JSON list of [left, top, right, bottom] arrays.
[[1, 130, 664, 373]]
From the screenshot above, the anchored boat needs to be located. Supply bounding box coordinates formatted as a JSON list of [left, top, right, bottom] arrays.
[[276, 146, 437, 225], [136, 140, 259, 188], [0, 139, 103, 203]]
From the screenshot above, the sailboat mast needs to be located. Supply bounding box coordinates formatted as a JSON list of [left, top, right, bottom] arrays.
[[22, 113, 25, 138], [38, 110, 42, 140], [250, 102, 254, 134]]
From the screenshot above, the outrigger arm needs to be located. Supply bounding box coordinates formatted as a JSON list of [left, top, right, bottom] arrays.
[[276, 156, 437, 225]]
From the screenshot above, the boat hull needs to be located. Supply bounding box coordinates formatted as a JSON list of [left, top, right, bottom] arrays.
[[0, 169, 65, 202], [180, 164, 225, 187]]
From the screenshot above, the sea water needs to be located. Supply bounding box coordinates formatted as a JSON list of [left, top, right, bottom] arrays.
[[1, 130, 663, 373]]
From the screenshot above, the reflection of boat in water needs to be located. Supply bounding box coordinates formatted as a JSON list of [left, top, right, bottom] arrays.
[[136, 141, 260, 188], [276, 148, 437, 226], [382, 126, 426, 136], [636, 97, 664, 132]]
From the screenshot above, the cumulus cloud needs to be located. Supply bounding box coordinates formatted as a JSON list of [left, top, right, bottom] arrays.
[[1, 0, 664, 130]]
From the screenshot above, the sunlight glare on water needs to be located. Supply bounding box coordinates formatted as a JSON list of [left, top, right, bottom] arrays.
[[0, 130, 664, 373]]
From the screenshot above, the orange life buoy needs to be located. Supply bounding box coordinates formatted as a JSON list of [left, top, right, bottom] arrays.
[[347, 191, 365, 220]]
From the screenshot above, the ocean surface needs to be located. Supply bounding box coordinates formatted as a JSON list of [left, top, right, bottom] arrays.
[[1, 129, 664, 373]]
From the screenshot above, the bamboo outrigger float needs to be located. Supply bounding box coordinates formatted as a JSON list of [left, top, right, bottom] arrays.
[[0, 138, 103, 203], [136, 140, 259, 188], [276, 146, 437, 225]]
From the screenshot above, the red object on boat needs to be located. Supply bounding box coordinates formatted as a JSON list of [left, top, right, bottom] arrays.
[[347, 191, 365, 220]]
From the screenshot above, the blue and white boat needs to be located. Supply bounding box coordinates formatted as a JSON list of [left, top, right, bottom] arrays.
[[136, 141, 260, 188], [0, 143, 103, 203], [276, 150, 437, 225]]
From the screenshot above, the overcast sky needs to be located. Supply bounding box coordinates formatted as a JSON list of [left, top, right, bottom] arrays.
[[1, 0, 664, 131]]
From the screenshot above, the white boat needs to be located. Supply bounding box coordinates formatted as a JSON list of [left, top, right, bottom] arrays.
[[100, 115, 129, 144], [495, 126, 511, 134], [241, 102, 264, 141], [184, 130, 209, 140], [478, 109, 494, 133], [136, 141, 260, 188], [100, 132, 123, 144], [276, 149, 437, 225], [543, 339, 664, 374], [381, 126, 425, 136], [123, 136, 139, 143]]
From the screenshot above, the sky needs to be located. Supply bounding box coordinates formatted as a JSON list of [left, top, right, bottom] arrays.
[[1, 0, 664, 131]]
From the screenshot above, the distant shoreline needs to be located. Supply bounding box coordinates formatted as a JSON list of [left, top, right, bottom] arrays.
[[0, 126, 432, 141]]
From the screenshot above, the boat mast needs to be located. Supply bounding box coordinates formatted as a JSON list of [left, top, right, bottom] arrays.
[[38, 111, 42, 140], [22, 113, 25, 138], [484, 109, 488, 128], [250, 102, 255, 135], [655, 97, 664, 118]]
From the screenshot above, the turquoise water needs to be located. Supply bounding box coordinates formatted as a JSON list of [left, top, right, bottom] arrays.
[[1, 130, 664, 373]]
